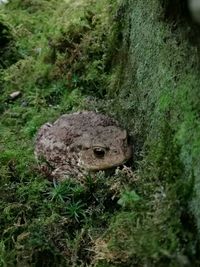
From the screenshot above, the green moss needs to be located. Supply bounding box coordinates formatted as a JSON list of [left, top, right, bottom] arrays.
[[93, 0, 200, 266], [0, 1, 121, 265]]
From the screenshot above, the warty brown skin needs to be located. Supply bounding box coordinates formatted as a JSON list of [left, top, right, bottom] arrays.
[[35, 111, 132, 181]]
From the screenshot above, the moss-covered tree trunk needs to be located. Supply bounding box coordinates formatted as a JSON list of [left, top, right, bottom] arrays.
[[97, 0, 200, 265]]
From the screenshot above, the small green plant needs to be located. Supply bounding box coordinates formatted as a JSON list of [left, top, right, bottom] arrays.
[[85, 174, 96, 190], [0, 241, 6, 267], [117, 189, 140, 209], [48, 180, 73, 203], [65, 201, 86, 222]]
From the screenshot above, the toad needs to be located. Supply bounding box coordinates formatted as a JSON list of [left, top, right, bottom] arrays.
[[35, 111, 132, 181]]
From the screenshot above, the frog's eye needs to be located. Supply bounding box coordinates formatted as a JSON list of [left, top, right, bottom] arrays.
[[93, 147, 106, 159]]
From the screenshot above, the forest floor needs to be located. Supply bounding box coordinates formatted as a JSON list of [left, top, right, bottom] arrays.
[[0, 0, 199, 266]]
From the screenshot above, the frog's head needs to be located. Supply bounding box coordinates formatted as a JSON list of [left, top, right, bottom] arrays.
[[74, 126, 133, 171]]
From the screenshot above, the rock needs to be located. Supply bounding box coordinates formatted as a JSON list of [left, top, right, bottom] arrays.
[[9, 91, 22, 100]]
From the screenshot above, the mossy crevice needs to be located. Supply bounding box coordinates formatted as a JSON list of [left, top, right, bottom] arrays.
[[0, 18, 19, 69]]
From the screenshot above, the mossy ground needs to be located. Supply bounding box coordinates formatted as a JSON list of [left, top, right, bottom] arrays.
[[0, 0, 200, 266], [0, 1, 131, 266]]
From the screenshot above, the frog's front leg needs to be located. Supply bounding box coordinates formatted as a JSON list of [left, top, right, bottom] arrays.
[[52, 164, 85, 183]]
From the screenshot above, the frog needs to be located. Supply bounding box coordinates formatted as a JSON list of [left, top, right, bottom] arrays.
[[34, 111, 132, 182]]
